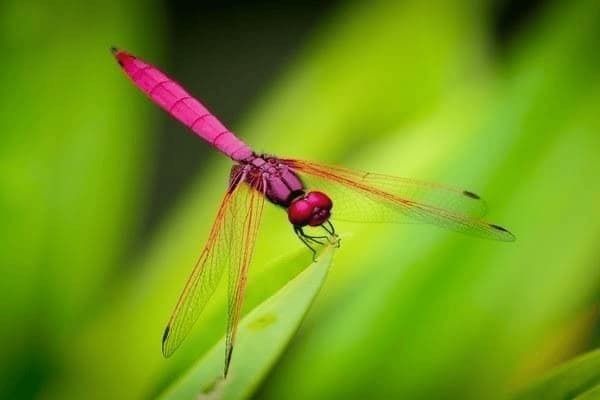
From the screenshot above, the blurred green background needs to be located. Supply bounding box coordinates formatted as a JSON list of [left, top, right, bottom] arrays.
[[1, 0, 599, 398]]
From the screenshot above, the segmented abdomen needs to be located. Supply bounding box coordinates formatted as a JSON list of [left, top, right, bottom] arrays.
[[116, 51, 252, 161]]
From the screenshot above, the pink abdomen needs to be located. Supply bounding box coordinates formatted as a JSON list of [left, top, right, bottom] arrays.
[[114, 49, 252, 161]]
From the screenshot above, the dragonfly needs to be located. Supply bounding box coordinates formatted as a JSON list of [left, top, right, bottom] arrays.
[[111, 47, 515, 377]]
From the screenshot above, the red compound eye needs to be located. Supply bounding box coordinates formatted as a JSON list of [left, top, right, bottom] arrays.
[[288, 198, 313, 226], [305, 191, 332, 210], [288, 191, 333, 227]]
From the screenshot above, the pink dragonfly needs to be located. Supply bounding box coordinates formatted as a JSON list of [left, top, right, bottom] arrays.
[[112, 47, 514, 376]]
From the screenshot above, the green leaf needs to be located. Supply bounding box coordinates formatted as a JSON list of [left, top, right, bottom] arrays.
[[576, 385, 600, 400], [513, 349, 600, 400], [158, 245, 336, 400]]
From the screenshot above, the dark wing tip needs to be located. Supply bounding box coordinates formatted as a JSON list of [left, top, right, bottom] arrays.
[[224, 345, 234, 378], [489, 224, 516, 241], [161, 325, 171, 358], [462, 190, 481, 200]]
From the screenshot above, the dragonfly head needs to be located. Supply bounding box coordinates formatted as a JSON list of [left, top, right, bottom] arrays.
[[288, 191, 332, 227]]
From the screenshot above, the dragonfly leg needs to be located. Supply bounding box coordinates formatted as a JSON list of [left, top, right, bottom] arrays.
[[322, 222, 332, 235], [299, 229, 328, 245], [297, 227, 329, 244], [295, 225, 341, 260], [306, 236, 326, 245], [321, 220, 341, 247], [327, 220, 336, 235], [294, 227, 318, 261]]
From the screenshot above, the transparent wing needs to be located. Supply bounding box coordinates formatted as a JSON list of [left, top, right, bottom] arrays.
[[162, 170, 266, 362], [284, 159, 514, 241], [224, 174, 265, 376]]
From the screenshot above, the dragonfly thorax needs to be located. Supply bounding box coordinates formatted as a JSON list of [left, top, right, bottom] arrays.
[[238, 155, 305, 207]]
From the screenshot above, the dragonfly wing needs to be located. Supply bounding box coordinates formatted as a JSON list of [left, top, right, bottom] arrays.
[[285, 159, 514, 241], [224, 174, 266, 376], [162, 169, 266, 360]]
